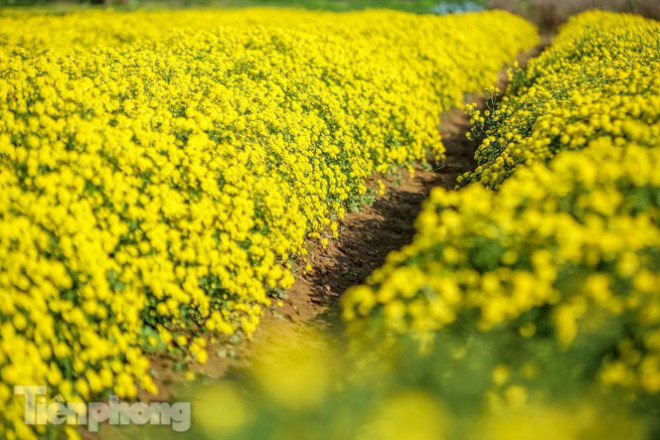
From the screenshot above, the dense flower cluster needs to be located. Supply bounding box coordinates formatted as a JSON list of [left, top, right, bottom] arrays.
[[343, 10, 660, 406], [464, 11, 660, 188], [0, 8, 537, 439], [345, 143, 660, 389]]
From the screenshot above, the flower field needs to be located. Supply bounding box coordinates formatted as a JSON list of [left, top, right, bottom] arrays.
[[0, 8, 539, 439], [3, 4, 660, 440], [464, 10, 660, 188], [343, 9, 660, 430]]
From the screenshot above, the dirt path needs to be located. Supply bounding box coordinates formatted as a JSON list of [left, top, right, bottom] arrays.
[[281, 106, 476, 331]]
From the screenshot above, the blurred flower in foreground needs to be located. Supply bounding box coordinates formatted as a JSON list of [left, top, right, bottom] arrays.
[[193, 383, 252, 437], [251, 327, 335, 410], [471, 401, 645, 440], [357, 391, 448, 440]]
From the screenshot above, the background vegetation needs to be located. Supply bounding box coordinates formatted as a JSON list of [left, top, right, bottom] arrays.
[[0, 0, 659, 30]]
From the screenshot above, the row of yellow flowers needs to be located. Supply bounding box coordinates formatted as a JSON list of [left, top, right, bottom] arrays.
[[343, 10, 660, 413], [0, 9, 538, 439], [464, 10, 660, 188]]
